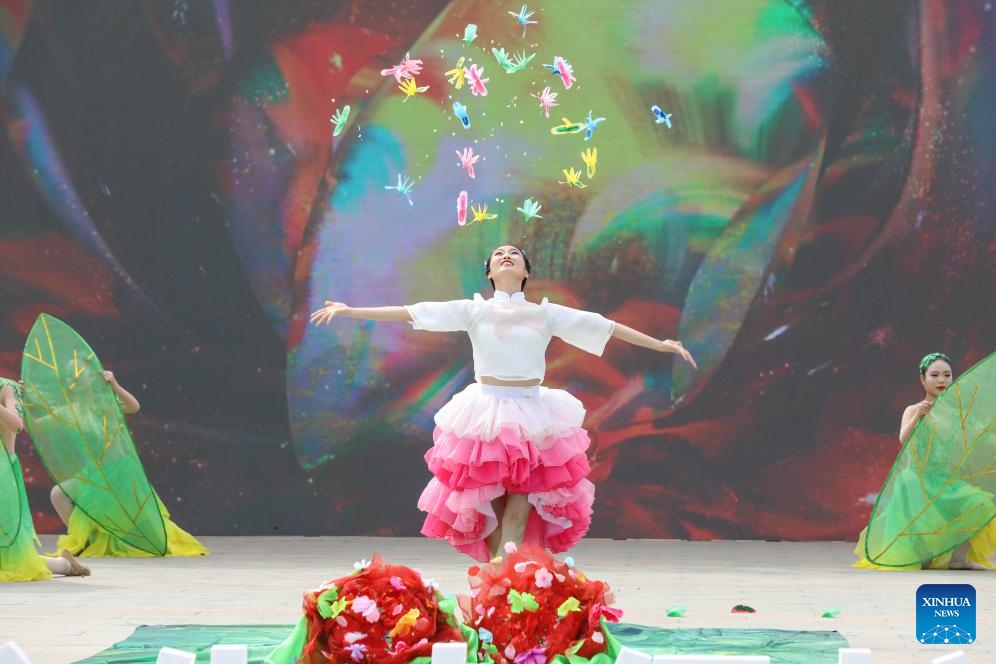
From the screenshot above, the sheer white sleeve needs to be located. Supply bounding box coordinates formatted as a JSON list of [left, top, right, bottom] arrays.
[[405, 299, 477, 332], [545, 301, 615, 356]]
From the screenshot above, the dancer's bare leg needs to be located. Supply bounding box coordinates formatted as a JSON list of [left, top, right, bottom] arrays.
[[486, 495, 507, 560], [50, 484, 74, 527], [948, 541, 987, 570], [499, 493, 531, 550]]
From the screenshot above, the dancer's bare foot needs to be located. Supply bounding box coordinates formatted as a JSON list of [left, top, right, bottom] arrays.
[[948, 542, 988, 570], [60, 550, 91, 577], [948, 558, 987, 571]]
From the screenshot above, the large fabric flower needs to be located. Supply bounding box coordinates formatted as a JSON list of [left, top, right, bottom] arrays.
[[460, 545, 620, 663], [284, 554, 467, 663]]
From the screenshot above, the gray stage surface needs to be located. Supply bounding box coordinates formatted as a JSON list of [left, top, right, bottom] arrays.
[[0, 537, 992, 663]]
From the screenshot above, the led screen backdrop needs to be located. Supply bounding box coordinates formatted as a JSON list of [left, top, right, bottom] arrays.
[[1, 0, 993, 539]]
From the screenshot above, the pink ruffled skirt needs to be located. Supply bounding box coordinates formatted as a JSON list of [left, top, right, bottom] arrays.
[[418, 383, 595, 562]]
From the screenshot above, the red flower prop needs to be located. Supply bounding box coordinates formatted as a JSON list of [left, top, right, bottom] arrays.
[[461, 545, 621, 663], [298, 554, 465, 663]]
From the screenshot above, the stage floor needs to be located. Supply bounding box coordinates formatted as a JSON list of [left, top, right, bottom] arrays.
[[0, 537, 992, 664]]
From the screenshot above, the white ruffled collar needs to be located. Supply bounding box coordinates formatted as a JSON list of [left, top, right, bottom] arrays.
[[492, 290, 526, 302]]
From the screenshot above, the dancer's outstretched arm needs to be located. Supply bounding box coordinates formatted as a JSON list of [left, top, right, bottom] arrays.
[[310, 300, 413, 326], [611, 323, 697, 368]]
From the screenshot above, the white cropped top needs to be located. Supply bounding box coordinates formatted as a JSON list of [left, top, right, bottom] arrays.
[[405, 290, 615, 382]]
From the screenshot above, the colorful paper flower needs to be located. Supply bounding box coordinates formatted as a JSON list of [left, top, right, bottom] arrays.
[[352, 595, 381, 623], [534, 567, 553, 588], [514, 646, 547, 664]]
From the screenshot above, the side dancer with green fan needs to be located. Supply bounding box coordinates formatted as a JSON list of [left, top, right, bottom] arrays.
[[1, 376, 90, 581], [20, 314, 207, 558], [855, 352, 996, 570]]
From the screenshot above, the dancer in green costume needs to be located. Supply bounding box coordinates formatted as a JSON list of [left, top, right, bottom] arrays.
[[855, 352, 996, 570], [0, 376, 90, 581]]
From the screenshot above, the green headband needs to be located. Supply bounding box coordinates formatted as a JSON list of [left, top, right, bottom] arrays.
[[918, 352, 951, 375]]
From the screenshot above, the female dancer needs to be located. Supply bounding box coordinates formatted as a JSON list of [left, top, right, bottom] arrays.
[[855, 352, 995, 570], [311, 245, 696, 562], [48, 370, 208, 557], [1, 377, 90, 580]]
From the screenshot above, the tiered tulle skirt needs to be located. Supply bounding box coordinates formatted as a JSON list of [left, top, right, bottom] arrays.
[[418, 383, 595, 562]]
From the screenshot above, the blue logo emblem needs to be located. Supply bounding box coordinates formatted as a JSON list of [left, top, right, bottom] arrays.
[[917, 584, 976, 645]]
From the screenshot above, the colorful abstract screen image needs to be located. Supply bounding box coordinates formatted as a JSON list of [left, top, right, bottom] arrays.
[[1, 0, 993, 540]]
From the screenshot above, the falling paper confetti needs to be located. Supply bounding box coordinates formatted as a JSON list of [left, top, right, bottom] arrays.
[[651, 105, 673, 128], [445, 57, 467, 89], [559, 167, 586, 188], [542, 56, 575, 89], [470, 202, 498, 223], [583, 110, 605, 141], [457, 190, 468, 226], [531, 86, 558, 118], [464, 24, 478, 45], [516, 198, 543, 221], [398, 77, 429, 102], [453, 101, 471, 128], [581, 147, 597, 179], [456, 147, 481, 178], [508, 4, 538, 37], [330, 105, 351, 137], [385, 174, 415, 205]]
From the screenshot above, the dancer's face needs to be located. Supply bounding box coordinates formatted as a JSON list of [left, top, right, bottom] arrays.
[[920, 359, 952, 398], [487, 246, 529, 287]]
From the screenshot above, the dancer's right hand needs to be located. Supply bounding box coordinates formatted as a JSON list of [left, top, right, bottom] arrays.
[[912, 400, 932, 418], [310, 301, 349, 325]]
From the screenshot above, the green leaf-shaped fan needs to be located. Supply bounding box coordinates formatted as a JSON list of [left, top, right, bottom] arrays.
[[865, 352, 996, 567], [20, 314, 167, 555]]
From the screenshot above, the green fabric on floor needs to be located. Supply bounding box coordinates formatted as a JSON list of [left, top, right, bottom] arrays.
[[75, 623, 848, 663], [610, 623, 847, 660]]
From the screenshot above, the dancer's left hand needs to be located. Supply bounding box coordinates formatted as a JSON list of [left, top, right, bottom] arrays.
[[661, 339, 697, 369]]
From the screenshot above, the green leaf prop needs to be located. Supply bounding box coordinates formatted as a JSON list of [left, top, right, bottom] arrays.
[[20, 314, 167, 555], [864, 352, 996, 567]]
